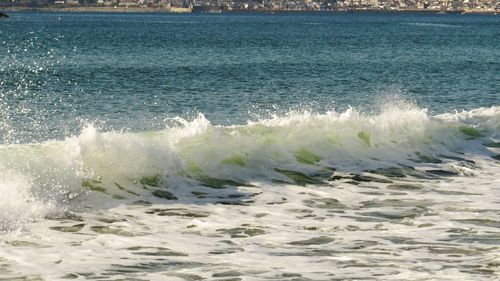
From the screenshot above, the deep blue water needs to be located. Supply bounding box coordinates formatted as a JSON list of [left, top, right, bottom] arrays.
[[0, 12, 499, 142]]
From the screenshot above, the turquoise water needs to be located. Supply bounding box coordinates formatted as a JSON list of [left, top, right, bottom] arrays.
[[1, 12, 499, 142], [0, 12, 499, 280]]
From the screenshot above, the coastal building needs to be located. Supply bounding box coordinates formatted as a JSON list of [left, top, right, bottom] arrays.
[[2, 0, 498, 12], [97, 0, 119, 5], [118, 0, 140, 6]]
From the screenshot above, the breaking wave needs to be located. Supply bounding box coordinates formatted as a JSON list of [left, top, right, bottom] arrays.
[[0, 104, 499, 230]]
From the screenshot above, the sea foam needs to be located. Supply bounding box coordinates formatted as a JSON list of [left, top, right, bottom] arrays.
[[0, 105, 498, 230]]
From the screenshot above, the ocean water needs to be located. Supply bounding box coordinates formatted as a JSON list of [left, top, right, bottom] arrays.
[[0, 12, 499, 280]]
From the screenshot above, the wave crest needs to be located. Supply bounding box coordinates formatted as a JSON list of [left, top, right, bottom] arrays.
[[0, 105, 499, 230]]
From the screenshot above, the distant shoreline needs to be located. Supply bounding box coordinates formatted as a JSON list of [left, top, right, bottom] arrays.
[[2, 6, 498, 15], [3, 6, 186, 14]]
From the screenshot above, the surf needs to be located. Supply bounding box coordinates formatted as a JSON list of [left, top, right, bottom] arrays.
[[0, 104, 498, 230]]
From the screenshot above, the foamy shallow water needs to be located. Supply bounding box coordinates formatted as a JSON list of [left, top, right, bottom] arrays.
[[0, 106, 499, 280]]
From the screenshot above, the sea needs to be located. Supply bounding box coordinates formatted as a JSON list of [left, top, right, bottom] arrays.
[[0, 11, 499, 280]]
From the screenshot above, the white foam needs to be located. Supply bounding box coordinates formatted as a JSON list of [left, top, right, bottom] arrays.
[[0, 105, 498, 231], [0, 171, 53, 232]]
